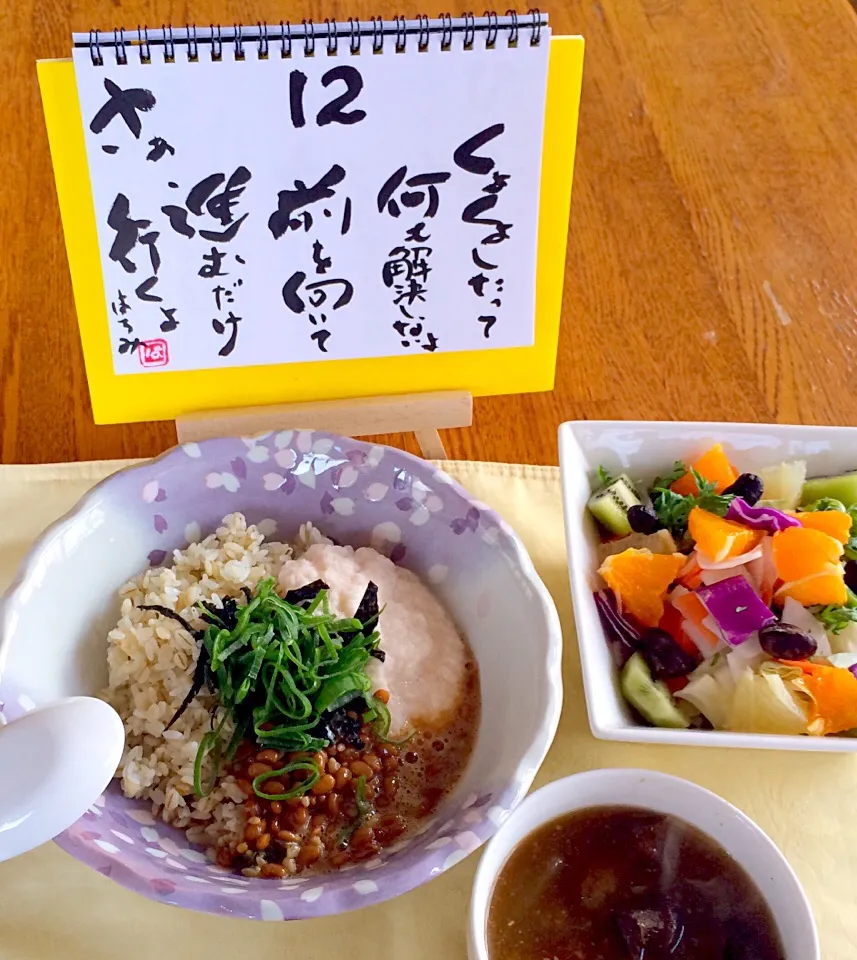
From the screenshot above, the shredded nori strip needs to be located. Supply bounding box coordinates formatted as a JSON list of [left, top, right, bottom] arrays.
[[198, 596, 241, 631], [354, 581, 379, 629], [369, 648, 387, 662], [138, 604, 196, 634], [284, 579, 330, 606], [138, 604, 212, 730], [312, 703, 366, 749], [166, 644, 210, 729]]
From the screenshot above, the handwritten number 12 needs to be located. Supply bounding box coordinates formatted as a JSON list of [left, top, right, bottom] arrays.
[[288, 66, 366, 128]]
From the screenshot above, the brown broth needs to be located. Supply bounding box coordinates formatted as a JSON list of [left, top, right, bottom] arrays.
[[393, 658, 481, 821], [488, 805, 786, 960]]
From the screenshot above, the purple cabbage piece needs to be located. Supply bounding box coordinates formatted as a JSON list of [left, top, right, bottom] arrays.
[[725, 497, 801, 534], [594, 589, 641, 666], [851, 664, 857, 681], [696, 575, 776, 645]]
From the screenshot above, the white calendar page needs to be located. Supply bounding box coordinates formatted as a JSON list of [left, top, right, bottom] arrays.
[[73, 33, 550, 374]]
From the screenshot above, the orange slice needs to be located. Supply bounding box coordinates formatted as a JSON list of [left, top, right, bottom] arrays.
[[771, 526, 844, 581], [779, 660, 857, 735], [598, 548, 685, 628], [688, 507, 763, 563], [775, 570, 848, 606], [794, 510, 853, 545], [671, 443, 739, 496], [771, 525, 846, 606]]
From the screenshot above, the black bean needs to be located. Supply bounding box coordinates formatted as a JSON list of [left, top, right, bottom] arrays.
[[845, 560, 857, 596], [722, 473, 764, 506], [758, 623, 817, 661], [638, 628, 697, 678], [627, 505, 664, 535]]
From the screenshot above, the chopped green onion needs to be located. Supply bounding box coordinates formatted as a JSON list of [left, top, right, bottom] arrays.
[[184, 577, 384, 800], [217, 634, 249, 663], [334, 820, 361, 849], [315, 672, 372, 714], [367, 696, 391, 738], [364, 696, 415, 745], [355, 775, 372, 818], [252, 760, 320, 800], [193, 714, 228, 798]]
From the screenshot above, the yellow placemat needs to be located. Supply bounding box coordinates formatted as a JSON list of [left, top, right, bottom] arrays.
[[0, 459, 854, 959]]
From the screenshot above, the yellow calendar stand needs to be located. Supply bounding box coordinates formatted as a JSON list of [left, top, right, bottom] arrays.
[[38, 33, 583, 457]]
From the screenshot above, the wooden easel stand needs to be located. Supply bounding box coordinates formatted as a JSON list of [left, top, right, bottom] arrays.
[[176, 391, 473, 460]]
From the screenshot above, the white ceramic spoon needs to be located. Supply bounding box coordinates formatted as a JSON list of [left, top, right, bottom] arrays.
[[0, 697, 125, 862]]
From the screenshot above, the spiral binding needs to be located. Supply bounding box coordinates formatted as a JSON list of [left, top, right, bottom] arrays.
[[75, 11, 547, 66]]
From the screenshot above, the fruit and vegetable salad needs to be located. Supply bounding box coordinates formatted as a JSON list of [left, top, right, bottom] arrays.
[[588, 444, 857, 737]]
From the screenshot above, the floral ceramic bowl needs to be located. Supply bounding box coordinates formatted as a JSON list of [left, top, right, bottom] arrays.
[[0, 432, 562, 919]]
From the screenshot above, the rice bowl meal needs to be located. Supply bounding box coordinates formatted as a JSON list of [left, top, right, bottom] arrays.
[[105, 512, 480, 879], [0, 430, 561, 918]]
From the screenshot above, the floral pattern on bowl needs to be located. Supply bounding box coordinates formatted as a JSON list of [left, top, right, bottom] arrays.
[[0, 432, 562, 919]]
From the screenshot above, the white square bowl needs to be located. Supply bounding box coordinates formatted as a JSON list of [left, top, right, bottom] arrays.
[[559, 419, 857, 752]]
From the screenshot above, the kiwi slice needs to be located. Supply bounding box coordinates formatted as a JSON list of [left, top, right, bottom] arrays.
[[587, 474, 642, 537], [801, 471, 857, 509], [621, 653, 689, 729]]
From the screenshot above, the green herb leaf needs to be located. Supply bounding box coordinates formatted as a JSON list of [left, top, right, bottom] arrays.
[[649, 467, 734, 538], [654, 461, 688, 489], [802, 498, 847, 513], [812, 604, 857, 635], [595, 465, 614, 487]]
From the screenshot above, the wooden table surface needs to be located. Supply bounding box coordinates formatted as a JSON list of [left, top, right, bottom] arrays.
[[3, 0, 857, 466]]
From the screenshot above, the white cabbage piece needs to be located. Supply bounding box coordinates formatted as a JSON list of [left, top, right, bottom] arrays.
[[696, 546, 764, 571], [726, 634, 766, 683], [676, 662, 736, 730], [827, 652, 857, 670], [727, 669, 809, 736], [699, 565, 756, 587], [598, 529, 678, 562], [829, 622, 857, 654], [780, 597, 831, 657]]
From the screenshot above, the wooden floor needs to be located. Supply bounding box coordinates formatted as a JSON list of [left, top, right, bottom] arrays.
[[3, 1, 857, 465]]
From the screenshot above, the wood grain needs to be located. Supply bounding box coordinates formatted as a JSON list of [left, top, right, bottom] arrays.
[[3, 0, 857, 465]]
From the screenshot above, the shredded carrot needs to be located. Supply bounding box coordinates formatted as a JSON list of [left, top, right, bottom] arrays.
[[670, 590, 721, 652], [677, 555, 704, 590], [658, 604, 701, 660]]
